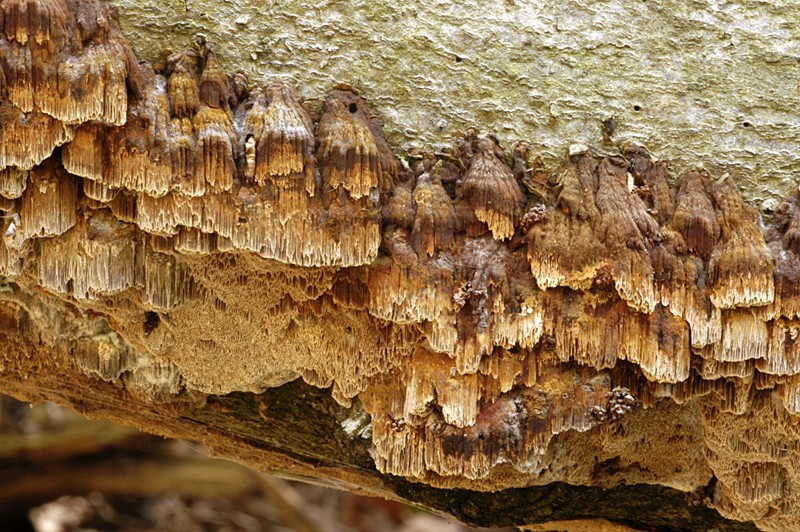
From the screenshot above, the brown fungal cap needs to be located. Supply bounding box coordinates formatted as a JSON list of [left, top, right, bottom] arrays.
[[623, 143, 675, 224], [167, 53, 200, 118], [194, 105, 235, 191], [0, 105, 74, 171], [411, 170, 456, 257], [369, 116, 400, 194], [198, 46, 230, 109], [242, 82, 315, 190], [460, 137, 523, 241], [595, 156, 658, 252], [527, 151, 606, 290], [595, 156, 659, 313], [2, 0, 131, 126], [672, 170, 719, 260], [708, 176, 775, 309], [317, 89, 381, 200], [776, 192, 800, 256]]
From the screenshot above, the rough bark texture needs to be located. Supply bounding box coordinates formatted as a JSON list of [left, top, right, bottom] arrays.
[[1, 1, 799, 530]]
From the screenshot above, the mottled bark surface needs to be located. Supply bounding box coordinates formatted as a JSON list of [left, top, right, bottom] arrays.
[[2, 1, 800, 530]]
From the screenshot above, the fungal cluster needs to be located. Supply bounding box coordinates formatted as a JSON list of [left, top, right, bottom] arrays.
[[591, 387, 636, 422], [3, 1, 800, 529]]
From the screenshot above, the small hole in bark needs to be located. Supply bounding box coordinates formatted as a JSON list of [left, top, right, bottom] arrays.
[[455, 56, 463, 63], [144, 311, 160, 334], [633, 105, 642, 112], [348, 103, 358, 113], [743, 121, 751, 128]]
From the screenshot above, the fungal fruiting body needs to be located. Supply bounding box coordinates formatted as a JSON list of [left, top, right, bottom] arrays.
[[3, 1, 800, 529]]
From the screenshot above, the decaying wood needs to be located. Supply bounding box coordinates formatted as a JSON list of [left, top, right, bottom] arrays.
[[0, 1, 797, 529]]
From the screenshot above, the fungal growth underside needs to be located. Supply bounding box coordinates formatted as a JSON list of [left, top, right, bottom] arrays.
[[1, 1, 799, 529]]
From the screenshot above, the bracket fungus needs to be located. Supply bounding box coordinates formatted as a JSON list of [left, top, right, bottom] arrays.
[[2, 0, 800, 529]]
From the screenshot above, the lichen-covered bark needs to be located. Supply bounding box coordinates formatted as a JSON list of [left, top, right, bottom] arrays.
[[2, 1, 800, 530]]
